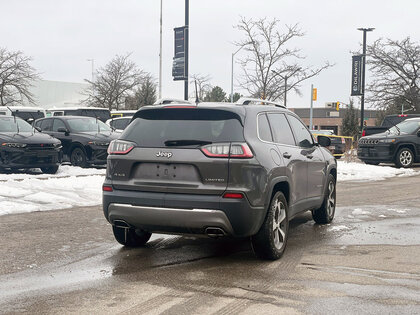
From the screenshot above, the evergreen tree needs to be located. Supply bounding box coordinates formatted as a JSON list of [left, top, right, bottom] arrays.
[[226, 92, 242, 103], [203, 86, 227, 102], [341, 99, 359, 138]]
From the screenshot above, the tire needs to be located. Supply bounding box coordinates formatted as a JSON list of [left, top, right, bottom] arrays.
[[395, 147, 414, 168], [112, 226, 152, 247], [41, 165, 59, 174], [251, 191, 289, 260], [70, 147, 87, 167], [312, 174, 336, 224]]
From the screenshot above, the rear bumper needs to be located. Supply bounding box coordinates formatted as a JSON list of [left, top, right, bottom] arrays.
[[103, 188, 266, 237]]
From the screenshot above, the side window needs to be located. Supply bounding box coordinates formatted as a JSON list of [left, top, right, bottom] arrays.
[[52, 119, 66, 132], [267, 113, 295, 146], [53, 111, 63, 116], [258, 113, 273, 142], [41, 119, 53, 131], [34, 120, 42, 128], [287, 115, 314, 148]]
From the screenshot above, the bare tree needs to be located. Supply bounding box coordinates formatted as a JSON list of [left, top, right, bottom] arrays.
[[235, 17, 331, 101], [84, 53, 145, 110], [125, 74, 157, 109], [366, 37, 420, 112], [190, 73, 212, 100], [0, 47, 39, 106]]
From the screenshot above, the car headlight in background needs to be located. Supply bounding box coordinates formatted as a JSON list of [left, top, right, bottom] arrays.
[[378, 138, 396, 143], [1, 142, 27, 148]]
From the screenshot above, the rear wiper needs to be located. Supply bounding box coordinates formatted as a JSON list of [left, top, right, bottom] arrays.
[[164, 139, 212, 146]]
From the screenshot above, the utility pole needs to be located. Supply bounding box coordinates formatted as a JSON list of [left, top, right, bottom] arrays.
[[271, 68, 301, 107], [184, 0, 189, 100], [358, 27, 374, 132], [309, 84, 314, 130], [159, 0, 163, 99]]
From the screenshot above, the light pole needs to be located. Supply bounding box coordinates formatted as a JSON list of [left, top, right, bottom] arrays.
[[230, 45, 246, 103], [87, 59, 94, 82], [357, 27, 374, 132], [184, 0, 189, 101], [159, 0, 163, 99], [271, 68, 301, 107]]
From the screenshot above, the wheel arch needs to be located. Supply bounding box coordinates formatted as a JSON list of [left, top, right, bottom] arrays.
[[395, 143, 416, 159]]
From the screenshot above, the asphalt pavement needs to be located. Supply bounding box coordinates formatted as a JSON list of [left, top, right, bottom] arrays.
[[0, 175, 419, 314]]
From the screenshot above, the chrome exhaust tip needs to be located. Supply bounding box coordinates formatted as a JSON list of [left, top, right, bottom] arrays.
[[205, 227, 226, 238]]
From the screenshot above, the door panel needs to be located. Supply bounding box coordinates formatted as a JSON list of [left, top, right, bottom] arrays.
[[304, 146, 326, 198]]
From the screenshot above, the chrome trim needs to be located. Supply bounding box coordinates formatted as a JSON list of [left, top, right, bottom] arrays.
[[256, 112, 300, 148]]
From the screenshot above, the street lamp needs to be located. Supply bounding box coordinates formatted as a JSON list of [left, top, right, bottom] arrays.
[[357, 27, 374, 132], [271, 67, 301, 107], [230, 45, 247, 103], [87, 59, 94, 82]]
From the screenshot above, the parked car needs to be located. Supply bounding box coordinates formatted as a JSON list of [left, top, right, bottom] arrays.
[[362, 114, 420, 136], [106, 116, 133, 132], [34, 116, 120, 167], [358, 117, 420, 168], [110, 110, 137, 118], [0, 116, 61, 173], [311, 130, 346, 157], [102, 98, 337, 260], [0, 106, 46, 124], [46, 107, 111, 122]]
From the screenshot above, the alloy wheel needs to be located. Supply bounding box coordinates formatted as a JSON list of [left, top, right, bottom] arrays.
[[272, 199, 287, 249]]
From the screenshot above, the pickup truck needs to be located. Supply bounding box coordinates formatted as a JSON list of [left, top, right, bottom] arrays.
[[362, 114, 420, 136]]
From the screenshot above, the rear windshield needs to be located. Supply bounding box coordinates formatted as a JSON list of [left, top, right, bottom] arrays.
[[122, 108, 244, 147]]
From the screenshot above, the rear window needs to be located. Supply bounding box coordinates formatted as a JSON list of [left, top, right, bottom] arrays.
[[122, 108, 244, 147]]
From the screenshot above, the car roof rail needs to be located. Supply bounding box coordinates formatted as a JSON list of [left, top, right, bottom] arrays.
[[153, 98, 193, 105], [236, 97, 286, 108]]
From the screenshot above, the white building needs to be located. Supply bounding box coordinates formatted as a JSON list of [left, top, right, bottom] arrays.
[[24, 79, 89, 109]]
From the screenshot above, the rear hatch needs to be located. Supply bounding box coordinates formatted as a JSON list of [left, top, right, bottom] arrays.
[[108, 107, 247, 196]]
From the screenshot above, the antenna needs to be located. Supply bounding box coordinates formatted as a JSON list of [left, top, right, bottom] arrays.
[[6, 106, 15, 123], [194, 80, 199, 105]]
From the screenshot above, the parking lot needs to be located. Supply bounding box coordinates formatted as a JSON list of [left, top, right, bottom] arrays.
[[0, 171, 419, 314]]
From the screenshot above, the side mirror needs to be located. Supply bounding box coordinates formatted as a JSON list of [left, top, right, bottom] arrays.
[[317, 135, 331, 147], [57, 127, 69, 134]]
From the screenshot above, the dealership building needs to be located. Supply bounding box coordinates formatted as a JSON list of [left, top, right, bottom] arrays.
[[23, 80, 89, 109], [289, 106, 377, 135]]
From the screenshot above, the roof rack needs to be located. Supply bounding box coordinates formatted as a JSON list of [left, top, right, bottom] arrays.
[[154, 98, 193, 105], [236, 97, 286, 108]]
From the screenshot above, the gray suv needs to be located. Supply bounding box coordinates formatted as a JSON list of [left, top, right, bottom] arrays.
[[102, 99, 337, 260]]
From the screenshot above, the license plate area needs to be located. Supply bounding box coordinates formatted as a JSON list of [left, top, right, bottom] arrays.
[[134, 163, 200, 182]]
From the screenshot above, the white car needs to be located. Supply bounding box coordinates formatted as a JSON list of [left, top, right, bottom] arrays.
[[106, 116, 133, 132]]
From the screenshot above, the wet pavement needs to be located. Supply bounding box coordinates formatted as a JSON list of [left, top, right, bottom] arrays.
[[0, 175, 419, 314]]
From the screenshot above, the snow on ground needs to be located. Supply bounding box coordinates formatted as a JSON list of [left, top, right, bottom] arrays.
[[1, 161, 420, 216], [337, 161, 420, 182], [0, 166, 105, 216]]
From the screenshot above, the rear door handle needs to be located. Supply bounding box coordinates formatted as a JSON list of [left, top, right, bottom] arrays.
[[283, 152, 291, 159]]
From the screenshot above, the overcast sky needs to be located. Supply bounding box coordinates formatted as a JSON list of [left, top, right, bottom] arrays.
[[1, 0, 419, 108]]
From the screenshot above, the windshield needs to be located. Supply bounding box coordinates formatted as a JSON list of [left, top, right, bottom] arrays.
[[0, 117, 34, 133], [66, 118, 111, 133], [388, 120, 420, 135]]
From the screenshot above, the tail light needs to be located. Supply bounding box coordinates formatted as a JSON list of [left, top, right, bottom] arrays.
[[398, 114, 408, 117], [341, 137, 345, 144], [107, 140, 135, 155], [362, 130, 366, 137], [201, 143, 253, 158]]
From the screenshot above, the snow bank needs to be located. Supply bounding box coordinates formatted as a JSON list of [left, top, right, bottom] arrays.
[[0, 166, 105, 216], [337, 161, 420, 182]]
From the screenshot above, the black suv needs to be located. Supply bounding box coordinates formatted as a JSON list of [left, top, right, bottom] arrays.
[[358, 117, 420, 168], [35, 116, 120, 167], [102, 99, 337, 260], [0, 116, 61, 173]]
